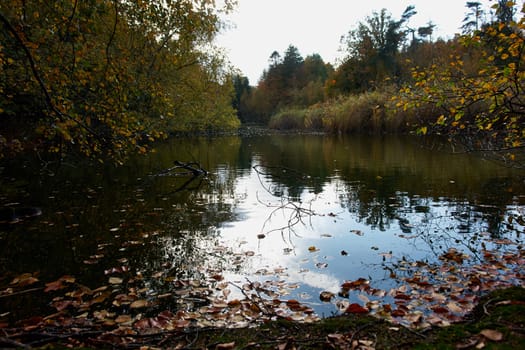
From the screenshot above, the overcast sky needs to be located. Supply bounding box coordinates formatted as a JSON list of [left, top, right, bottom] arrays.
[[215, 0, 497, 84]]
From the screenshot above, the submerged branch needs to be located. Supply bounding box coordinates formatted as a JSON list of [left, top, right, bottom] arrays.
[[152, 160, 208, 177]]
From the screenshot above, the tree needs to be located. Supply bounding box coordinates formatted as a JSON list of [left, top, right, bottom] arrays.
[[240, 46, 331, 123], [397, 1, 525, 165], [417, 22, 436, 42], [462, 2, 484, 34], [0, 0, 239, 162], [334, 7, 415, 93]]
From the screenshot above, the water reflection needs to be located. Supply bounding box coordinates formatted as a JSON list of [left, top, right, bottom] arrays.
[[0, 134, 524, 318]]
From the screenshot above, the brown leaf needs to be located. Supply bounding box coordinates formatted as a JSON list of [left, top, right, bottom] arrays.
[[215, 342, 235, 349], [45, 280, 65, 292], [480, 329, 503, 342], [109, 277, 123, 285], [341, 278, 369, 290], [130, 299, 149, 309], [319, 291, 335, 302], [115, 314, 132, 324], [345, 303, 369, 314]]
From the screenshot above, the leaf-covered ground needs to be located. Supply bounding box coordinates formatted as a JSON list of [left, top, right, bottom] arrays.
[[1, 227, 524, 348], [0, 287, 523, 349]]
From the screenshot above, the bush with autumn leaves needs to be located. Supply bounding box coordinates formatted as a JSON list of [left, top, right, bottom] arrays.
[[0, 0, 239, 162]]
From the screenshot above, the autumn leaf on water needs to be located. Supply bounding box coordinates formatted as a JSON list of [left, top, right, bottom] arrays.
[[319, 291, 335, 302], [315, 262, 328, 269], [45, 275, 76, 292], [341, 278, 370, 291], [345, 303, 369, 314], [10, 273, 39, 287]]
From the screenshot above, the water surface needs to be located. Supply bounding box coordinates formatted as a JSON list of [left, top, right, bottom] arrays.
[[1, 134, 524, 320]]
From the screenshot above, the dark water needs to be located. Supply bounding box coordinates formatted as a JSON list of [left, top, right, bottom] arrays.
[[1, 134, 524, 319]]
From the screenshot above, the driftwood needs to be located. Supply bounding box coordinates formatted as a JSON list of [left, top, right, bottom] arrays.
[[172, 161, 208, 176]]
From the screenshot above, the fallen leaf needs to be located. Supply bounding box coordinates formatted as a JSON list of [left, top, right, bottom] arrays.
[[130, 299, 149, 309], [109, 277, 123, 285], [345, 303, 369, 314], [319, 291, 335, 302], [480, 329, 503, 342], [350, 229, 364, 236], [45, 280, 65, 292], [115, 314, 132, 324]]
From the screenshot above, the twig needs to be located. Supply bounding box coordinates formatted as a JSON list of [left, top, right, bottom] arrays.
[[0, 287, 44, 299], [0, 336, 30, 349]]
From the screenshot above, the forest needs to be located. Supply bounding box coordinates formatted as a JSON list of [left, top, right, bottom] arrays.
[[1, 2, 525, 349], [0, 0, 240, 163], [0, 1, 523, 165], [234, 1, 525, 165]]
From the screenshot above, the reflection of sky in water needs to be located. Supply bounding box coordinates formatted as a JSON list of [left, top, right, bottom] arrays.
[[210, 163, 524, 315]]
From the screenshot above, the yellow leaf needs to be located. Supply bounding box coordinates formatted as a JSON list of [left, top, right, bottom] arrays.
[[130, 299, 149, 308], [108, 277, 123, 284]]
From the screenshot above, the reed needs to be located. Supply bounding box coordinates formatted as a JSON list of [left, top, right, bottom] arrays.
[[268, 89, 441, 134]]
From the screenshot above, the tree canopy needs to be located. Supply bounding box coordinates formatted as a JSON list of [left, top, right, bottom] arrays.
[[396, 1, 525, 163], [0, 0, 239, 162], [236, 45, 332, 124]]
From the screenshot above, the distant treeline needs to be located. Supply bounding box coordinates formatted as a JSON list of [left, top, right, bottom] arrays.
[[233, 1, 525, 162]]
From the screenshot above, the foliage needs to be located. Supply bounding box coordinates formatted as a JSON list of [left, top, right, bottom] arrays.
[[327, 7, 416, 95], [239, 46, 333, 124], [268, 89, 414, 134], [395, 1, 525, 161], [0, 0, 239, 162], [1, 241, 523, 348]]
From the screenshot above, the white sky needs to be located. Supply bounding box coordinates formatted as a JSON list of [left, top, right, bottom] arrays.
[[215, 0, 495, 84]]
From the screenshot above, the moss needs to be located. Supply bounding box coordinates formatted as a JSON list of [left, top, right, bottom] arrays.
[[173, 287, 525, 349], [21, 287, 525, 349]]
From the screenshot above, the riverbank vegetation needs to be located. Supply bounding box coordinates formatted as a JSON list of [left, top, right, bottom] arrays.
[[0, 0, 239, 162], [1, 1, 523, 165], [237, 1, 525, 165]]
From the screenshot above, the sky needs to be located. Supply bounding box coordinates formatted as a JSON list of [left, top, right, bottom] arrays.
[[215, 0, 494, 84]]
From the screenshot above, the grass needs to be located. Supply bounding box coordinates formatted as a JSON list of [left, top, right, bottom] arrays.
[[268, 88, 440, 135]]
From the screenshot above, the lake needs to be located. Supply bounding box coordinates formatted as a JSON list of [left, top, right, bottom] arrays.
[[1, 133, 524, 328]]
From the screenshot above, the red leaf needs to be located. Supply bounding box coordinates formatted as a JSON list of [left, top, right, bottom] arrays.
[[345, 303, 369, 314], [391, 309, 406, 317], [394, 293, 411, 300], [431, 306, 449, 314], [44, 280, 65, 292], [341, 278, 370, 290]]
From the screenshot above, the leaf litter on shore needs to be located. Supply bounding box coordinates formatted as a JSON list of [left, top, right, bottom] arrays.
[[0, 227, 524, 348]]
